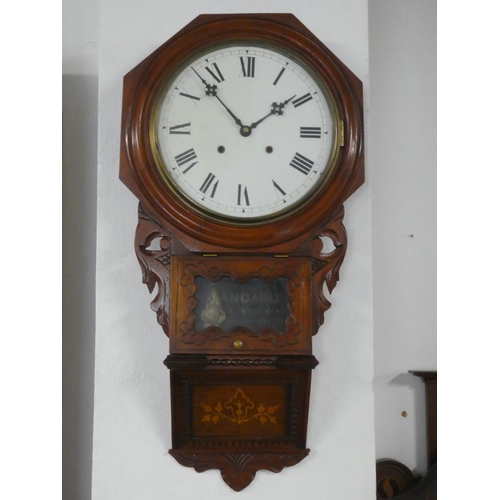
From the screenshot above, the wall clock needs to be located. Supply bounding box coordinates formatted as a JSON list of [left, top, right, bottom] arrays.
[[120, 13, 364, 491]]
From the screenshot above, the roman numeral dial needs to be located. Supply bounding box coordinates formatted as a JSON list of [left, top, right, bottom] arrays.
[[273, 67, 286, 86], [300, 127, 321, 138], [290, 153, 315, 175], [179, 92, 200, 102], [169, 123, 191, 135], [292, 93, 313, 108], [200, 173, 219, 198], [240, 57, 255, 78], [237, 185, 250, 206], [155, 45, 336, 220], [204, 62, 224, 83], [174, 148, 197, 166]]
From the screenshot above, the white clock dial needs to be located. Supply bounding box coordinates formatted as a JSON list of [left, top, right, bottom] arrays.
[[153, 44, 338, 221]]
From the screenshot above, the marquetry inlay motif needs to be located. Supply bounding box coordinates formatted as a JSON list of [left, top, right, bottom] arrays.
[[201, 388, 279, 426]]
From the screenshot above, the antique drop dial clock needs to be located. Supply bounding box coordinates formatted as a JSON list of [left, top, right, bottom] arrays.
[[120, 14, 364, 491]]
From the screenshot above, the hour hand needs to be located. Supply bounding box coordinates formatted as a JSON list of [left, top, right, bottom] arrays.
[[249, 94, 297, 130], [270, 94, 297, 116]]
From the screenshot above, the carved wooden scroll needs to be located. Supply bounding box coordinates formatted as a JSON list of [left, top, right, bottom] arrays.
[[135, 203, 171, 336], [309, 206, 348, 334], [135, 204, 348, 340], [169, 450, 309, 492]]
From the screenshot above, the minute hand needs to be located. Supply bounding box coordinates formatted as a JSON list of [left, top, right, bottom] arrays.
[[214, 94, 244, 128], [191, 66, 244, 128], [249, 94, 297, 130]]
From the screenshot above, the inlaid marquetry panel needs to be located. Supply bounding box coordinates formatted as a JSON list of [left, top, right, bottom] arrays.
[[193, 386, 286, 438], [168, 361, 316, 451]]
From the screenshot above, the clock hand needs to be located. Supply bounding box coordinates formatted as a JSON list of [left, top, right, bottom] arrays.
[[190, 66, 244, 129], [191, 66, 217, 96], [191, 66, 296, 137], [272, 94, 297, 114], [214, 94, 245, 128], [248, 94, 297, 130], [248, 111, 273, 130]]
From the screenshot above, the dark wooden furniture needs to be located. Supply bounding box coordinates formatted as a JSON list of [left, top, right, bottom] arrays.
[[120, 14, 364, 490], [376, 371, 437, 499], [409, 371, 437, 469]]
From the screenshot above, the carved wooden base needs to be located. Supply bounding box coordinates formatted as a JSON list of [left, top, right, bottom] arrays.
[[166, 354, 317, 490], [169, 450, 309, 491]]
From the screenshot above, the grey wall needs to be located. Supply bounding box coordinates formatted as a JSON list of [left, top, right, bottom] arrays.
[[62, 1, 98, 499], [369, 0, 437, 474]]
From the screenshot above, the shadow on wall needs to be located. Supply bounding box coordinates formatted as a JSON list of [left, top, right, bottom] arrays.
[[62, 73, 98, 500]]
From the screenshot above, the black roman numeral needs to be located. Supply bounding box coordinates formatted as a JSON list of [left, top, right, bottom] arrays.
[[174, 148, 197, 166], [292, 93, 313, 108], [239, 57, 255, 78], [237, 184, 250, 206], [290, 152, 314, 175], [179, 92, 201, 101], [182, 162, 198, 174], [204, 62, 225, 83], [272, 180, 286, 196], [300, 126, 321, 138], [169, 123, 191, 135], [174, 148, 198, 174], [273, 67, 286, 86], [200, 173, 219, 198]]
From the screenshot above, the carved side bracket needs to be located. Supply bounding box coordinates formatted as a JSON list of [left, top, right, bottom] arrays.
[[135, 203, 171, 336], [169, 450, 309, 492], [135, 203, 348, 339], [309, 206, 347, 333]]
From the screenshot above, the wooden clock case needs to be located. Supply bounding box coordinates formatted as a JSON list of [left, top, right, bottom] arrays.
[[120, 13, 364, 491]]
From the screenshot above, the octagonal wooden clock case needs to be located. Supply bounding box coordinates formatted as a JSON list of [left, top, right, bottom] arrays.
[[119, 13, 364, 491]]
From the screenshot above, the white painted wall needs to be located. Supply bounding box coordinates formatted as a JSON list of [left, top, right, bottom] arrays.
[[62, 1, 98, 499], [93, 1, 374, 499], [369, 0, 437, 475]]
